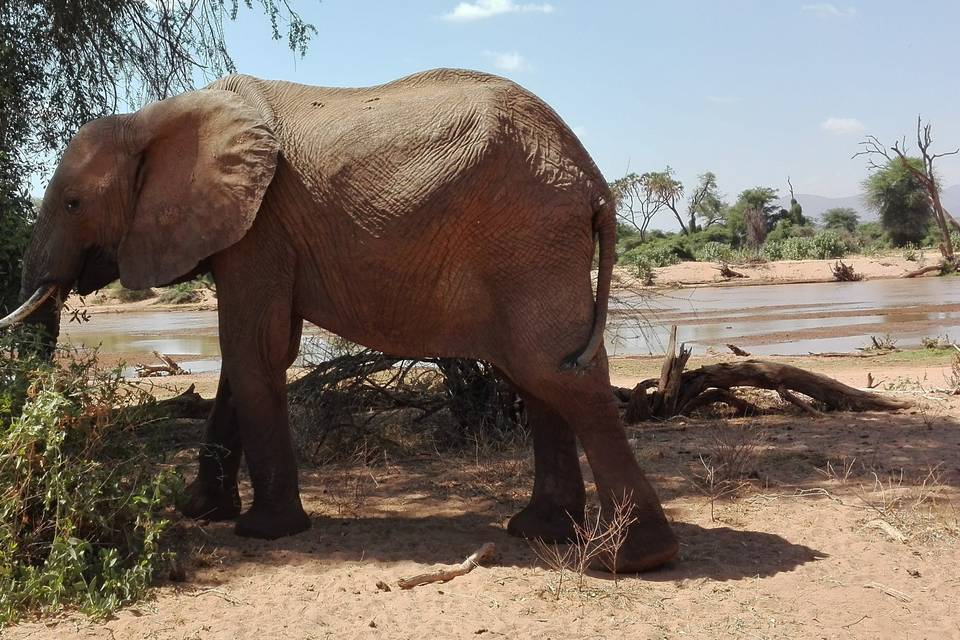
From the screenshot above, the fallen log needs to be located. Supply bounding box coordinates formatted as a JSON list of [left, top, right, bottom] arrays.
[[726, 344, 751, 356], [623, 326, 910, 423], [903, 263, 945, 278], [716, 263, 747, 279], [676, 360, 908, 415]]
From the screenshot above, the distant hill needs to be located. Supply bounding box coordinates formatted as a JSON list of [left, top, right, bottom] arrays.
[[778, 184, 960, 224]]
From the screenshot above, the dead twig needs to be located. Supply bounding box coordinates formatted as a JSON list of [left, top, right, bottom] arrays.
[[397, 543, 496, 589], [726, 344, 751, 356], [863, 581, 912, 603]]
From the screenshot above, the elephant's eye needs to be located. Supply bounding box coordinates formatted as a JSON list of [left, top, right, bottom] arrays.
[[65, 198, 81, 214]]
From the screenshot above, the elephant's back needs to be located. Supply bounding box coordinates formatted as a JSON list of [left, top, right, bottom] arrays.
[[212, 71, 605, 235]]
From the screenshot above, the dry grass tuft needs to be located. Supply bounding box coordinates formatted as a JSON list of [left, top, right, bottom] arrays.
[[530, 492, 638, 599]]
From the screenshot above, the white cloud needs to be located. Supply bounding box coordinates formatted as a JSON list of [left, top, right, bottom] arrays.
[[801, 3, 857, 18], [821, 117, 866, 135], [443, 0, 554, 22], [706, 95, 740, 104], [484, 50, 529, 72]]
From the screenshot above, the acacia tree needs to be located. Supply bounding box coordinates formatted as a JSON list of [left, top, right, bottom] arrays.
[[822, 207, 860, 233], [0, 0, 316, 311], [645, 167, 686, 234], [686, 171, 725, 231], [861, 158, 931, 248], [856, 118, 958, 262], [726, 187, 779, 246], [609, 172, 671, 241]]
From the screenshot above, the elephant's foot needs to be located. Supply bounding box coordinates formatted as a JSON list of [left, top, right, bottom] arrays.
[[589, 516, 678, 573], [179, 478, 241, 521], [235, 502, 311, 540], [507, 501, 583, 544]]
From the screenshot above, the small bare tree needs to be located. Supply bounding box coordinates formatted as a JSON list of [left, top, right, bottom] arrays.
[[609, 172, 670, 241], [856, 117, 959, 264]]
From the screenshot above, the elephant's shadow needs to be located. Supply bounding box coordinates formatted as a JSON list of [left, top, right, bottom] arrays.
[[180, 512, 824, 584]]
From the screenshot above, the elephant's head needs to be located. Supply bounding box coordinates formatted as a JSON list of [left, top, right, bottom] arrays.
[[1, 89, 279, 353]]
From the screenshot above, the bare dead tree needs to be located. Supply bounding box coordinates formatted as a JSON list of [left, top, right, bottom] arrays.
[[855, 118, 960, 263]]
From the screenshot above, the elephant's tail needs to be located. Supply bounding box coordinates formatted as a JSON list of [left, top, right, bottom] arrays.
[[563, 192, 616, 371]]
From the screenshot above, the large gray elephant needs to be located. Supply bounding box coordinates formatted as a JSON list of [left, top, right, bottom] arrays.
[[2, 69, 677, 572]]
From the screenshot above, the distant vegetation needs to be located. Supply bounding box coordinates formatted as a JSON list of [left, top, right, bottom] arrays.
[[609, 163, 947, 274]]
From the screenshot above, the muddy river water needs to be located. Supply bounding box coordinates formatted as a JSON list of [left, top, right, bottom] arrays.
[[59, 277, 960, 372]]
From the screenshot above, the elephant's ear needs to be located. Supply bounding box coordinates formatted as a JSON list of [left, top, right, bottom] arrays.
[[118, 89, 279, 290]]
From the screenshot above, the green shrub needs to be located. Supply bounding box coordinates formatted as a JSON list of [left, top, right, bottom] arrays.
[[693, 241, 734, 263], [765, 220, 815, 244], [102, 282, 155, 303], [0, 330, 180, 623], [760, 239, 786, 260], [630, 255, 657, 285], [902, 244, 920, 262], [811, 231, 847, 259], [157, 282, 204, 305], [622, 243, 680, 269], [762, 232, 847, 261]]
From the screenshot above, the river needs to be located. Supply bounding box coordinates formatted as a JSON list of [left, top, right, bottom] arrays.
[[59, 277, 960, 372]]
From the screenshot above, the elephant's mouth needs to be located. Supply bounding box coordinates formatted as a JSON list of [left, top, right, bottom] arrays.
[[75, 247, 120, 296]]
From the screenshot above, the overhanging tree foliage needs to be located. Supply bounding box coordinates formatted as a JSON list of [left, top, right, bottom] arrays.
[[0, 0, 316, 312]]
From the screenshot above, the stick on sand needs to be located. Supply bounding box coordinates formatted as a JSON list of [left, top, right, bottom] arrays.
[[397, 543, 496, 590]]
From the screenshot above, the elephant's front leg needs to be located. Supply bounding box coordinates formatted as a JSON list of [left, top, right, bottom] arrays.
[[180, 373, 243, 520], [218, 292, 310, 540]]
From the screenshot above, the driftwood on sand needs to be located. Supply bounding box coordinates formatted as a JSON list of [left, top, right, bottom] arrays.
[[623, 326, 910, 423], [136, 351, 188, 377]]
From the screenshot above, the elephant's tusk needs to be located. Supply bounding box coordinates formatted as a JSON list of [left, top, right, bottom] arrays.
[[0, 285, 58, 328]]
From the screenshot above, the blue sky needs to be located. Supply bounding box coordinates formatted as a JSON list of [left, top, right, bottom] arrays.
[[34, 1, 960, 222]]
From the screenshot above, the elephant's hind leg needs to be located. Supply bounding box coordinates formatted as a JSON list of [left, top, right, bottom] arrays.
[[506, 394, 585, 543], [505, 354, 678, 572], [179, 373, 243, 520]]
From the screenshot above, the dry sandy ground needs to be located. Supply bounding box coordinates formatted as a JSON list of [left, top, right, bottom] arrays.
[[7, 356, 960, 640], [635, 254, 929, 288]]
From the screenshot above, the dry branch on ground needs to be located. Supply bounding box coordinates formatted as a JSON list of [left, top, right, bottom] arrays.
[[397, 543, 495, 589], [135, 351, 187, 377], [622, 326, 910, 423], [716, 263, 747, 279], [832, 260, 864, 282]]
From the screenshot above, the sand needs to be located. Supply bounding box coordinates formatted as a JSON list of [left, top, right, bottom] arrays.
[[6, 353, 960, 639], [624, 254, 932, 289]]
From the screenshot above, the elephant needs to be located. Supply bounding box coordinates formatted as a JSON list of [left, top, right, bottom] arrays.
[[1, 69, 678, 572]]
